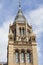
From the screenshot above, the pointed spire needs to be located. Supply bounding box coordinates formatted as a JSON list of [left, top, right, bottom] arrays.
[[19, 0, 21, 9], [13, 0, 26, 24]]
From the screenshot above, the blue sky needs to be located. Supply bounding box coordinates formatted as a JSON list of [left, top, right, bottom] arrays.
[[0, 0, 43, 65]]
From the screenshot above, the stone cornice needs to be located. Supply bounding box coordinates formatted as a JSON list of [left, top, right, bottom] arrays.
[[8, 43, 37, 46]]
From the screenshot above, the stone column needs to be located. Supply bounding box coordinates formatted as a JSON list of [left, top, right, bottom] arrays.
[[26, 22, 27, 36], [30, 50, 33, 64], [19, 50, 21, 63], [16, 23, 18, 41], [32, 42, 38, 65], [25, 50, 27, 64], [8, 45, 14, 65], [25, 22, 28, 41]]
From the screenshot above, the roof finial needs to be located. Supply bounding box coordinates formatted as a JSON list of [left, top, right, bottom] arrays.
[[19, 0, 21, 9]]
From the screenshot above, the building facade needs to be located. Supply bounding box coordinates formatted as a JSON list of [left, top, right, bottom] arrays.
[[7, 1, 38, 65]]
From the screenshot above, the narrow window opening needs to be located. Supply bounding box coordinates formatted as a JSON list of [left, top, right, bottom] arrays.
[[16, 51, 19, 63], [21, 51, 25, 63], [27, 51, 31, 63]]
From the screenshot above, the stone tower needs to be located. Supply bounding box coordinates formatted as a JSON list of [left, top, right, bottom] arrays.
[[7, 1, 38, 65]]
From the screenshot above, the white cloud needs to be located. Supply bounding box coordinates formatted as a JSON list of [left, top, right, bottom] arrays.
[[0, 18, 14, 62], [37, 43, 41, 57], [25, 7, 43, 38]]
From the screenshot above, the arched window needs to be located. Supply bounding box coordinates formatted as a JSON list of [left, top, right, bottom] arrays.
[[21, 28, 25, 36], [19, 27, 25, 36], [15, 51, 19, 63], [26, 51, 31, 63], [22, 28, 24, 35], [21, 51, 25, 63]]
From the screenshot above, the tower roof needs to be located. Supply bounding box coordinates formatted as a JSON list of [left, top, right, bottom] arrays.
[[13, 0, 26, 24]]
